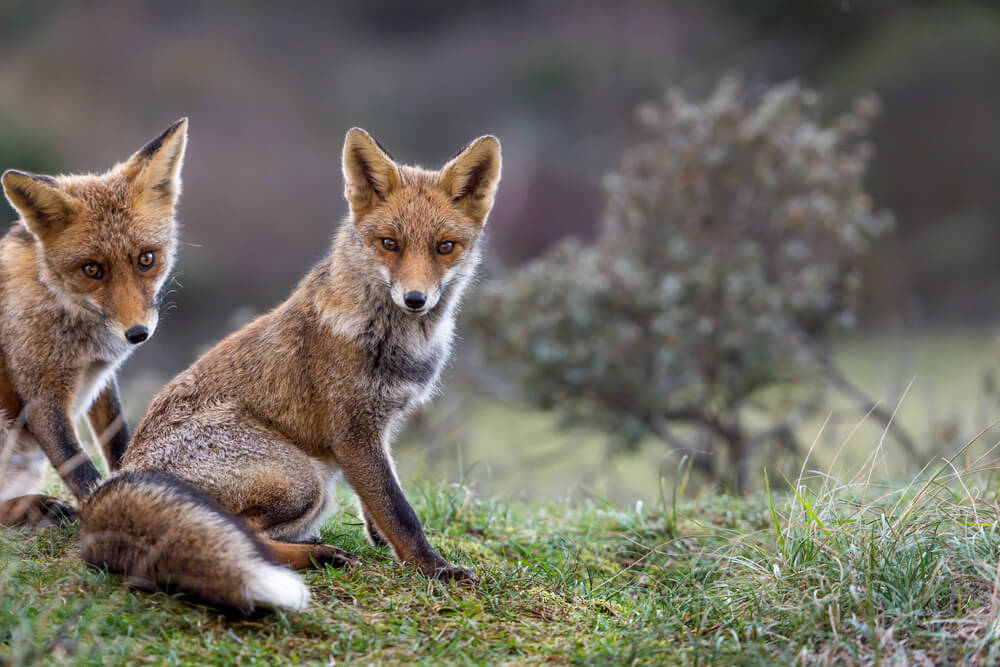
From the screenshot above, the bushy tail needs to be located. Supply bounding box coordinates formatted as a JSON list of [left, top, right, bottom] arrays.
[[79, 471, 309, 615]]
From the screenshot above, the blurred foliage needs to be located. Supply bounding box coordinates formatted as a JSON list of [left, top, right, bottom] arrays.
[[468, 77, 893, 491], [0, 1, 50, 44], [719, 0, 998, 33], [0, 113, 59, 182]]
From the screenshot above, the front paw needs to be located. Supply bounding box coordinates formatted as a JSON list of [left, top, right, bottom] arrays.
[[0, 495, 77, 528]]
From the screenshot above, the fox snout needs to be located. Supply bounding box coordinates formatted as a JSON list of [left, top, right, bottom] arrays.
[[101, 277, 162, 346], [390, 285, 439, 315], [124, 325, 149, 345], [114, 313, 157, 346], [403, 291, 427, 310], [118, 321, 154, 345]]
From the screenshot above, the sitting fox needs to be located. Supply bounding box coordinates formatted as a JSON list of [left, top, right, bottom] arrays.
[[79, 128, 502, 613], [0, 120, 187, 526]]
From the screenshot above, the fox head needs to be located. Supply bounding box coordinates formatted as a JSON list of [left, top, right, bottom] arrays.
[[1, 118, 187, 346], [341, 128, 501, 315]]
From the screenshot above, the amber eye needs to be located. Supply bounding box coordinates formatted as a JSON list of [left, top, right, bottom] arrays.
[[138, 251, 156, 271], [381, 238, 399, 251], [437, 241, 455, 255], [82, 263, 103, 279]]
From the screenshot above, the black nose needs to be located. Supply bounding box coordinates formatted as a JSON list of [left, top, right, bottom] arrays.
[[403, 291, 427, 309], [125, 325, 149, 344]]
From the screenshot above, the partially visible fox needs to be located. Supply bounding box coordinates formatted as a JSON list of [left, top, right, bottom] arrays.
[[79, 128, 502, 613], [0, 120, 187, 526]]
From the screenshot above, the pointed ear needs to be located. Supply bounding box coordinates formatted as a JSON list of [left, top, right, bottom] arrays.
[[2, 169, 80, 239], [125, 118, 188, 210], [342, 127, 403, 220], [438, 135, 501, 225]]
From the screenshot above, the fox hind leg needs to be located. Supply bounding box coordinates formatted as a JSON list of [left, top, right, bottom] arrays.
[[236, 463, 336, 543], [237, 464, 360, 569], [241, 474, 360, 569], [153, 428, 357, 559], [128, 426, 360, 566], [260, 536, 359, 570]]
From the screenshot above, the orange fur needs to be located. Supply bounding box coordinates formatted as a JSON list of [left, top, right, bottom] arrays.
[[0, 119, 186, 522], [81, 128, 502, 613]]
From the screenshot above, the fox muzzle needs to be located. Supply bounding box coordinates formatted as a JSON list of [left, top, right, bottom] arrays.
[[124, 325, 149, 345], [403, 291, 427, 310]]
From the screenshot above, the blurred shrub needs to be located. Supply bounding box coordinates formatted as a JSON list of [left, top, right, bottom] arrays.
[[467, 77, 893, 492]]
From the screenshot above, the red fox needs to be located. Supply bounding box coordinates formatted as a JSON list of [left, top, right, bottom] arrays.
[[79, 128, 502, 614], [0, 120, 187, 526]]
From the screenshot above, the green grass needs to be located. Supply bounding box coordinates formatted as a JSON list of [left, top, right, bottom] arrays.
[[5, 448, 1000, 665]]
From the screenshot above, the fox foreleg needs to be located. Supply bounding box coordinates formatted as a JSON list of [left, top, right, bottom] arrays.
[[25, 399, 101, 500], [336, 441, 474, 582]]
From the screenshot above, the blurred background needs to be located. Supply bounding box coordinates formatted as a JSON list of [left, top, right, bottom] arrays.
[[2, 0, 999, 503]]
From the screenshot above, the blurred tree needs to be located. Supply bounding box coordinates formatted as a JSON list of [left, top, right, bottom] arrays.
[[0, 113, 59, 184], [468, 77, 903, 492]]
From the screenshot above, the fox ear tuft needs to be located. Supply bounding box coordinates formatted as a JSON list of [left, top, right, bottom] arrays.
[[127, 118, 188, 209], [342, 128, 402, 220], [1, 169, 79, 239], [438, 135, 501, 225]]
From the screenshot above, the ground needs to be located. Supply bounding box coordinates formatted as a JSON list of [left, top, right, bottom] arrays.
[[4, 457, 1000, 665]]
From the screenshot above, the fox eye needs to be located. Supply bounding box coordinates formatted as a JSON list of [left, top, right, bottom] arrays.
[[381, 238, 399, 251], [82, 263, 103, 280], [138, 251, 156, 271], [437, 241, 455, 255]]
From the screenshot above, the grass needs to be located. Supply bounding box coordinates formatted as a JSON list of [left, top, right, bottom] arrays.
[[6, 440, 1000, 665]]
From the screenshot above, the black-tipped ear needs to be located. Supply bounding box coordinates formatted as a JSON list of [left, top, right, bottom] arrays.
[[127, 118, 188, 209], [2, 169, 79, 239], [342, 128, 403, 220], [438, 135, 501, 225]]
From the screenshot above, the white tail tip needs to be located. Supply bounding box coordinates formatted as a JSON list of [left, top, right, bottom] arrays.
[[245, 564, 310, 611]]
